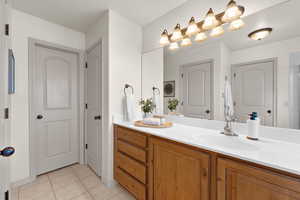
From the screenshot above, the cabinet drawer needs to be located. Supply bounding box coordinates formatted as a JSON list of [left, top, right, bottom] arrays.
[[117, 127, 147, 148], [116, 152, 146, 184], [117, 140, 146, 163], [115, 168, 146, 200]]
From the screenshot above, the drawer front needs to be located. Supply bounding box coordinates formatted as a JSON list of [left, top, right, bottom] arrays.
[[115, 168, 146, 200], [117, 127, 147, 148], [116, 152, 146, 184], [117, 140, 146, 163]]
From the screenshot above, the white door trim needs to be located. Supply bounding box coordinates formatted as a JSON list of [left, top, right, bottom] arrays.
[[84, 40, 102, 176], [28, 38, 85, 179], [231, 58, 278, 127], [179, 59, 214, 119]]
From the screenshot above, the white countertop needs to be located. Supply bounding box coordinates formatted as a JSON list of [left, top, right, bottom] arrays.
[[114, 119, 300, 176]]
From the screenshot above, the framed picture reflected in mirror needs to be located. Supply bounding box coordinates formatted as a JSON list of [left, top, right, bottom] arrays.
[[164, 81, 175, 97]]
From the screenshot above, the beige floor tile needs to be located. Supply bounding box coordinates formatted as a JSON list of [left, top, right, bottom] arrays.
[[81, 174, 102, 189], [19, 181, 53, 200], [110, 191, 136, 200], [71, 193, 93, 200], [54, 180, 86, 200], [89, 183, 123, 200], [48, 166, 74, 180], [72, 165, 94, 180], [50, 172, 79, 191]]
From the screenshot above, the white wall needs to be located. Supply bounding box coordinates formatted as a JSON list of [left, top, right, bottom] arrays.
[[85, 10, 142, 186], [108, 10, 142, 185], [231, 36, 300, 128], [164, 42, 225, 120], [142, 48, 164, 114], [11, 9, 85, 183]]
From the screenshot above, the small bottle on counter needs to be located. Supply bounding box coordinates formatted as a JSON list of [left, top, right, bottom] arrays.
[[247, 112, 260, 140]]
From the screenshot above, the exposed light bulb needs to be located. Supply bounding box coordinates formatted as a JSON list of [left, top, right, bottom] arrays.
[[202, 8, 219, 30], [169, 42, 179, 50], [222, 0, 242, 22], [181, 38, 192, 47], [195, 32, 208, 42], [186, 17, 200, 36], [229, 18, 245, 31], [170, 24, 183, 42], [159, 29, 170, 46], [210, 26, 225, 37]]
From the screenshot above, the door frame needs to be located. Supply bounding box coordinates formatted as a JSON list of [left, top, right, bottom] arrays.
[[28, 38, 85, 180], [231, 58, 278, 127], [84, 40, 102, 176], [179, 59, 214, 119]]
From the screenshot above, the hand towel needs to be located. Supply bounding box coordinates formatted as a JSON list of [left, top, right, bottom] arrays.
[[224, 78, 234, 118], [125, 93, 135, 122], [152, 92, 160, 114]]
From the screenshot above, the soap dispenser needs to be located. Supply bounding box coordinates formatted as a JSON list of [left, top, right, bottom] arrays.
[[247, 112, 260, 140]]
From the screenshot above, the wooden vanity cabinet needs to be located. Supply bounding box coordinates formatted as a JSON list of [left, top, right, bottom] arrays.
[[217, 158, 300, 200], [114, 126, 148, 200], [114, 125, 300, 200], [148, 137, 210, 200]]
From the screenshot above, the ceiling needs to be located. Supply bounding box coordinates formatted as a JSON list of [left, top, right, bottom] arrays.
[[12, 0, 188, 32], [12, 0, 289, 33]]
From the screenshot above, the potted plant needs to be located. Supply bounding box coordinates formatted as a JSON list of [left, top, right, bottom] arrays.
[[168, 98, 179, 113], [139, 98, 156, 118]]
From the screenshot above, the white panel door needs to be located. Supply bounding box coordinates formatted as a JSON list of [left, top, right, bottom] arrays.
[[34, 45, 79, 175], [0, 1, 12, 199], [86, 43, 102, 175], [181, 62, 212, 119], [232, 60, 275, 126]]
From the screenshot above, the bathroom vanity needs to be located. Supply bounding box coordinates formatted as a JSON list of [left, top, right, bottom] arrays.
[[113, 121, 300, 200]]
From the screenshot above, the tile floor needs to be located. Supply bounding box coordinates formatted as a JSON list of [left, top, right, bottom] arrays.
[[11, 164, 135, 200]]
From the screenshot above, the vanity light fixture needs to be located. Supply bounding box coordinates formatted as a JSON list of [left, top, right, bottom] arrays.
[[170, 24, 183, 42], [195, 32, 208, 42], [229, 18, 245, 31], [248, 28, 273, 40], [186, 17, 200, 36], [169, 42, 179, 50], [222, 0, 243, 22], [159, 29, 170, 46], [181, 37, 192, 47], [203, 8, 219, 30], [159, 0, 245, 49], [210, 25, 225, 37]]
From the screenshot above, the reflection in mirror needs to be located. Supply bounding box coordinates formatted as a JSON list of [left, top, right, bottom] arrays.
[[142, 0, 300, 130]]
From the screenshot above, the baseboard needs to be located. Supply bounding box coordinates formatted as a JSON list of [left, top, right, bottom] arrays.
[[11, 176, 36, 188]]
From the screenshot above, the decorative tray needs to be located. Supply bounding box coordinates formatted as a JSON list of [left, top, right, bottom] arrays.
[[134, 120, 173, 128]]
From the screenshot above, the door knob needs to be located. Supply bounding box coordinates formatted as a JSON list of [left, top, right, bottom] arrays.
[[36, 115, 43, 120], [267, 110, 272, 114], [205, 110, 210, 114], [94, 115, 101, 120], [0, 147, 15, 157]]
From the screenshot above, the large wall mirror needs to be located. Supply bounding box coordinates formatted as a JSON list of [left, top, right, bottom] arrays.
[[142, 0, 300, 130]]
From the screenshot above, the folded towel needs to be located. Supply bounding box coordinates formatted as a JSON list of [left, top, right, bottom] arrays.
[[125, 93, 135, 121], [143, 117, 161, 126]]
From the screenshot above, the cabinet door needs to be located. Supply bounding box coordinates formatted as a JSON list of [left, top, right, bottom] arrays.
[[149, 137, 210, 200], [217, 158, 300, 200]]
